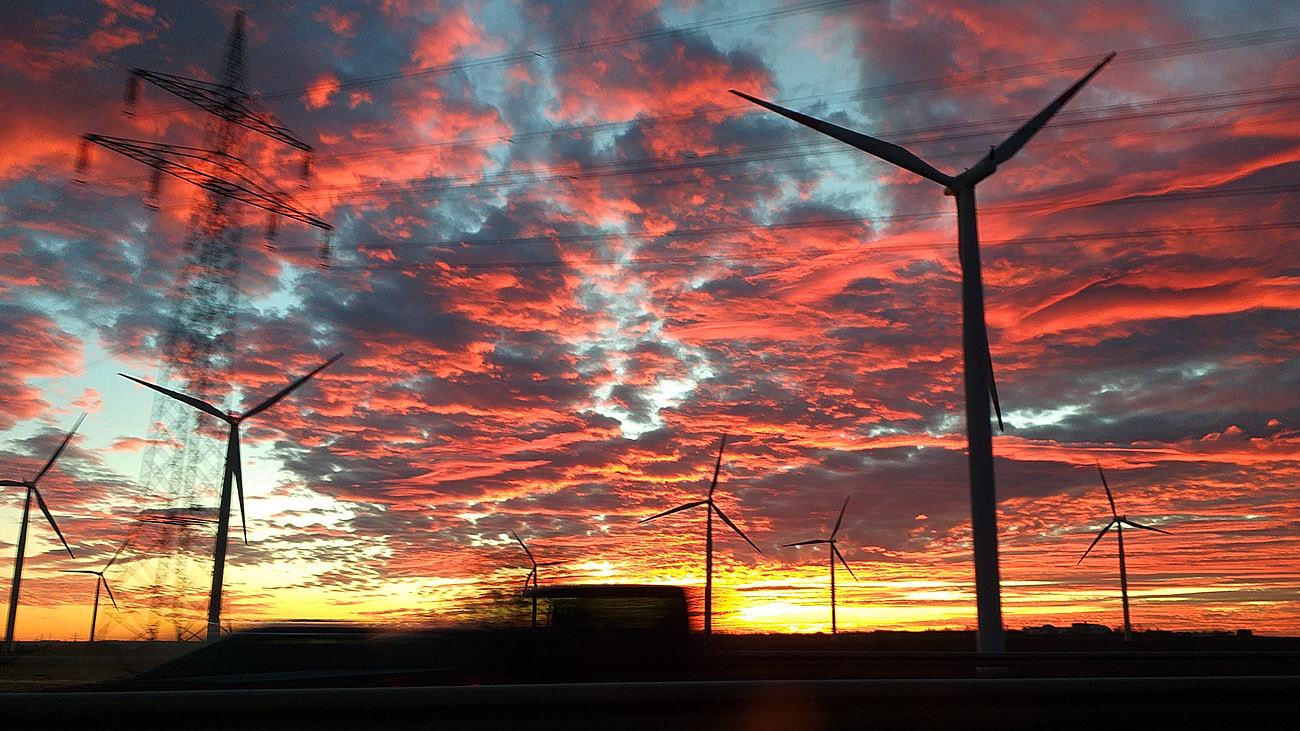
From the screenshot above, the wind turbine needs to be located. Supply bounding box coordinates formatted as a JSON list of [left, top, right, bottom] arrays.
[[1078, 463, 1170, 641], [64, 537, 130, 642], [783, 495, 857, 635], [731, 53, 1115, 652], [513, 531, 565, 628], [120, 353, 342, 640], [2, 415, 82, 651], [639, 434, 761, 636]]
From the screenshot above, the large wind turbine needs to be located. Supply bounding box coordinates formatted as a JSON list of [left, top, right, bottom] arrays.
[[639, 434, 761, 636], [513, 531, 565, 628], [2, 415, 83, 651], [783, 495, 857, 635], [121, 353, 342, 640], [1078, 463, 1170, 641], [731, 53, 1115, 652], [64, 537, 130, 642]]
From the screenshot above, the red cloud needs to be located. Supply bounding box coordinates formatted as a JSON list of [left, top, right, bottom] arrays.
[[303, 72, 341, 110]]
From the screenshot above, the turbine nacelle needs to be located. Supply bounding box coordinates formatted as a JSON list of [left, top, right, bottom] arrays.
[[638, 434, 761, 552], [512, 531, 566, 585], [783, 495, 857, 576], [732, 52, 1115, 196], [63, 570, 119, 610]]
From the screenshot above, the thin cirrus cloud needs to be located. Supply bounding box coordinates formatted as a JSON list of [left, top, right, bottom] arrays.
[[0, 0, 1298, 640]]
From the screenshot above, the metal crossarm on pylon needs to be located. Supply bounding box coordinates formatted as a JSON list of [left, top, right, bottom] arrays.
[[81, 134, 330, 229], [126, 68, 313, 153]]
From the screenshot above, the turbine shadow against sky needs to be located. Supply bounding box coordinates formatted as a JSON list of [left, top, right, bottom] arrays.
[[640, 435, 761, 636], [120, 354, 342, 640], [1, 415, 83, 651], [731, 52, 1116, 652], [783, 495, 858, 635], [1078, 463, 1172, 642]]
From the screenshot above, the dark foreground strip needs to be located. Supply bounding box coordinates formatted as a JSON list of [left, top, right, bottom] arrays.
[[4, 676, 1299, 729]]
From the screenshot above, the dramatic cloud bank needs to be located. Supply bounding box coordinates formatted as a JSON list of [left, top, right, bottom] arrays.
[[1, 0, 1298, 640]]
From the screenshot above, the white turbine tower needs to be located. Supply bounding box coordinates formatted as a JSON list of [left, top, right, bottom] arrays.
[[121, 353, 342, 640], [783, 495, 857, 635], [732, 53, 1115, 652], [1078, 463, 1170, 641], [639, 434, 761, 636], [2, 415, 82, 652]]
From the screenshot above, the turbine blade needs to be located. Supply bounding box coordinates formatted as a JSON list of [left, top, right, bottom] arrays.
[[62, 570, 99, 575], [1097, 463, 1117, 517], [523, 568, 536, 591], [1077, 521, 1114, 564], [986, 340, 1004, 432], [1122, 518, 1171, 535], [101, 577, 119, 610], [0, 479, 26, 487], [119, 374, 228, 422], [638, 500, 707, 523], [32, 486, 75, 558], [242, 353, 343, 421], [831, 495, 850, 538], [712, 503, 761, 553], [730, 90, 954, 186], [538, 561, 566, 567], [34, 414, 86, 484], [708, 434, 727, 498], [512, 531, 536, 563], [988, 53, 1116, 166], [834, 545, 859, 581], [231, 432, 247, 545], [104, 536, 132, 571], [782, 539, 830, 547]]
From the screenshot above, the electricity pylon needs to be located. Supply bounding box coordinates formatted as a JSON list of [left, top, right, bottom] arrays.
[[79, 10, 330, 638]]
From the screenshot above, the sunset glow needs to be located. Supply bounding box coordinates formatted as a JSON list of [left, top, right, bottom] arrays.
[[2, 0, 1299, 641]]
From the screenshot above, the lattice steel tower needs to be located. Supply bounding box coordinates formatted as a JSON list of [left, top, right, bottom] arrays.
[[81, 10, 330, 638]]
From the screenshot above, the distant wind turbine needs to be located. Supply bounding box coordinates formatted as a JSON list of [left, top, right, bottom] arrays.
[[1078, 463, 1170, 641], [731, 52, 1115, 652], [513, 531, 565, 628], [2, 415, 83, 652], [639, 434, 761, 636], [121, 353, 342, 640], [783, 495, 857, 635], [64, 537, 130, 642]]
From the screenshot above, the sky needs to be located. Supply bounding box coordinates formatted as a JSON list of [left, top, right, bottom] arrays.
[[1, 0, 1298, 641]]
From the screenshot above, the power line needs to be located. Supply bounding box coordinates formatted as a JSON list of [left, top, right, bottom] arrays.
[[128, 0, 865, 119], [121, 15, 1300, 181], [282, 180, 1296, 257], [297, 0, 864, 98], [313, 220, 1300, 273], [95, 24, 1300, 193], [105, 98, 1296, 218], [270, 23, 1300, 166], [125, 81, 1296, 208], [278, 19, 1300, 112], [320, 85, 1298, 201]]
